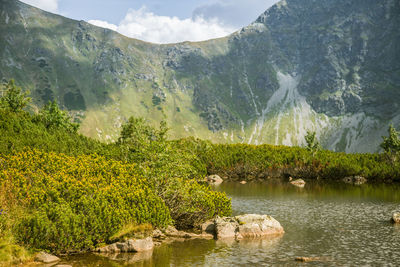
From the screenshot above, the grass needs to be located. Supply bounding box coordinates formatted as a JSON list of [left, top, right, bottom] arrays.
[[110, 223, 154, 242]]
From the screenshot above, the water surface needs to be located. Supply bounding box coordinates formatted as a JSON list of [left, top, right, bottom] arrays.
[[63, 181, 400, 266]]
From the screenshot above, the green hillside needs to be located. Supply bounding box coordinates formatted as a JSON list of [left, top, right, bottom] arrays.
[[1, 0, 399, 152]]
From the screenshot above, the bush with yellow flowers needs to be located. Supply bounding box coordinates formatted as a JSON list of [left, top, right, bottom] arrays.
[[0, 149, 172, 253]]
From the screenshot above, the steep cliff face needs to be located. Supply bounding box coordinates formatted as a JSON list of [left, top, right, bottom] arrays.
[[1, 0, 399, 152]]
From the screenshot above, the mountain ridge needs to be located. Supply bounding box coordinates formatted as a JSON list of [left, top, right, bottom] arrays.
[[1, 0, 399, 152]]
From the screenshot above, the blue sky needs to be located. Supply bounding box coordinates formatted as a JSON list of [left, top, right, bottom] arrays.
[[20, 0, 279, 43]]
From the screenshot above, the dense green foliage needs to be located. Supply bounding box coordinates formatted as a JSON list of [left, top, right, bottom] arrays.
[[0, 84, 231, 259], [0, 80, 30, 113], [36, 101, 79, 133], [197, 143, 400, 182], [1, 150, 171, 253], [304, 131, 321, 155], [381, 124, 400, 156]]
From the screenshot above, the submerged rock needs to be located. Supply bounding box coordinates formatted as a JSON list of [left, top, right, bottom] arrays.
[[343, 176, 367, 185], [290, 179, 305, 188], [212, 214, 284, 240], [295, 257, 325, 262], [392, 213, 400, 224], [34, 252, 60, 263], [205, 174, 223, 185], [97, 237, 154, 253]]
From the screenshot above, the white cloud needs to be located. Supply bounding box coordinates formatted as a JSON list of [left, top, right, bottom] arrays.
[[193, 0, 278, 28], [87, 20, 118, 32], [20, 0, 58, 13], [88, 7, 236, 44]]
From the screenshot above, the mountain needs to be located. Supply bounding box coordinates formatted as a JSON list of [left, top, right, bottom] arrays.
[[1, 0, 399, 152]]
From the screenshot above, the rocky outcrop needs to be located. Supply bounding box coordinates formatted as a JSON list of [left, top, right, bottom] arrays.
[[2, 0, 399, 151], [34, 252, 60, 263], [96, 237, 154, 253], [210, 214, 284, 239], [205, 175, 223, 185], [343, 176, 367, 185], [392, 213, 400, 224]]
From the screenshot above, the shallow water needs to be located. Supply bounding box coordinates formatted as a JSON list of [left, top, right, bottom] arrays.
[[62, 181, 400, 266]]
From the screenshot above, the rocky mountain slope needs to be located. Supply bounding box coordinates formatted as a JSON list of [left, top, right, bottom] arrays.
[[1, 0, 399, 152]]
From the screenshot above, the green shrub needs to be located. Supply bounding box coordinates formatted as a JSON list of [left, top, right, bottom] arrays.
[[1, 150, 172, 253], [163, 179, 231, 229]]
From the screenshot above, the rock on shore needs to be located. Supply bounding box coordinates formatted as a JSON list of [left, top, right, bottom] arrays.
[[211, 214, 284, 239], [34, 252, 60, 263], [96, 237, 154, 253], [343, 176, 367, 185], [205, 175, 224, 185]]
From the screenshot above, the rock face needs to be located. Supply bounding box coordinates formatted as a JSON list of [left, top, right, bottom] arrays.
[[213, 214, 284, 239], [205, 175, 223, 185], [392, 213, 400, 224], [97, 237, 154, 253], [290, 179, 306, 188], [1, 0, 399, 151], [343, 176, 367, 185], [34, 252, 60, 263]]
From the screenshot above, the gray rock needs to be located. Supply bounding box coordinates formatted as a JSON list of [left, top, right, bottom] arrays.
[[295, 257, 327, 262], [236, 214, 285, 238], [392, 213, 400, 224], [165, 225, 213, 239], [205, 175, 223, 185], [34, 252, 60, 263], [213, 214, 284, 240], [215, 217, 238, 239], [164, 225, 179, 236], [343, 176, 367, 185], [290, 179, 305, 188], [152, 229, 166, 239], [97, 237, 154, 253]]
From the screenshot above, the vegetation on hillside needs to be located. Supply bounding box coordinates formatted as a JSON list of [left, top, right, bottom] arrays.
[[0, 81, 231, 263]]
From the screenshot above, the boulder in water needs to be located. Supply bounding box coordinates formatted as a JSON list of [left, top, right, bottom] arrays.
[[205, 174, 223, 185], [97, 237, 154, 253], [34, 252, 60, 263], [290, 179, 305, 188], [392, 213, 400, 224], [212, 214, 284, 239]]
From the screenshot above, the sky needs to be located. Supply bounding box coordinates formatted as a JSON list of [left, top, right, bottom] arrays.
[[20, 0, 279, 44]]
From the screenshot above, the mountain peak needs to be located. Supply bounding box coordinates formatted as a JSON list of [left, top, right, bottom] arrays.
[[1, 0, 399, 152]]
